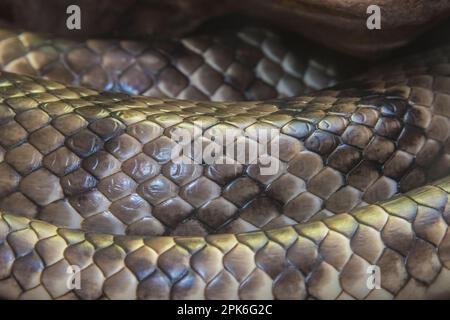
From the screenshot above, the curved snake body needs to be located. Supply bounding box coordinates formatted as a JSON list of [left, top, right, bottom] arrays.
[[0, 26, 356, 100], [0, 23, 449, 299]]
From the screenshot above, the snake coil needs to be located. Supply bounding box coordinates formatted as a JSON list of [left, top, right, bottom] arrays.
[[0, 20, 449, 300]]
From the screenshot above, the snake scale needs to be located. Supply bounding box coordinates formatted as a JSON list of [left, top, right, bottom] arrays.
[[0, 10, 450, 300]]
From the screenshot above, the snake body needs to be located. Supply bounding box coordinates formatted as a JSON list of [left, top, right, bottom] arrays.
[[0, 26, 355, 100], [0, 15, 450, 299]]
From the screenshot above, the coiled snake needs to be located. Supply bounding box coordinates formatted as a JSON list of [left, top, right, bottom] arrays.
[[0, 5, 450, 300]]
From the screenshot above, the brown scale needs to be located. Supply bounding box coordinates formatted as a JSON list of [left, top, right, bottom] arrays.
[[0, 25, 357, 102], [0, 23, 449, 299], [0, 56, 448, 237]]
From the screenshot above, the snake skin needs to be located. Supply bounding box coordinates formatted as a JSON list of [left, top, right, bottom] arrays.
[[1, 176, 450, 299], [0, 41, 450, 299], [0, 26, 349, 101]]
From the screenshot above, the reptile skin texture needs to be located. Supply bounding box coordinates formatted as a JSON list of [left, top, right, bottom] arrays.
[[0, 35, 450, 299], [0, 26, 349, 101]]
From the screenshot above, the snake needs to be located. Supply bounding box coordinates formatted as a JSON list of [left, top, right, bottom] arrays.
[[0, 4, 450, 300]]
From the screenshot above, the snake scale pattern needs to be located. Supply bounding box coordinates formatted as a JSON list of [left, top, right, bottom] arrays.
[[0, 26, 347, 101], [0, 16, 450, 299]]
